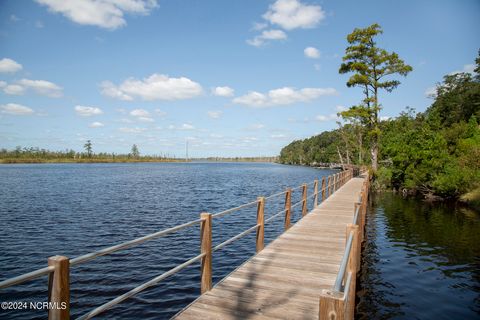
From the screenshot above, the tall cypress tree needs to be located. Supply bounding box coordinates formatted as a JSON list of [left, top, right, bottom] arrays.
[[339, 23, 412, 171]]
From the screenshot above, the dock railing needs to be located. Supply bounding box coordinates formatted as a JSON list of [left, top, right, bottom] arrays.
[[319, 170, 369, 320], [0, 168, 359, 320]]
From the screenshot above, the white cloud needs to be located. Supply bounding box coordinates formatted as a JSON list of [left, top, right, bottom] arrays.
[[252, 22, 268, 31], [89, 121, 104, 128], [335, 105, 347, 112], [212, 86, 234, 97], [380, 116, 391, 121], [100, 81, 133, 100], [247, 29, 287, 47], [101, 74, 203, 101], [17, 79, 63, 97], [0, 58, 23, 73], [119, 127, 146, 133], [35, 0, 159, 30], [270, 134, 287, 139], [10, 15, 20, 22], [233, 86, 337, 107], [129, 108, 154, 122], [315, 113, 338, 122], [0, 103, 34, 115], [262, 0, 325, 30], [304, 46, 320, 59], [130, 108, 150, 117], [168, 123, 195, 130], [207, 111, 222, 119], [35, 20, 45, 28], [3, 84, 25, 95], [137, 116, 154, 122], [74, 105, 103, 117]]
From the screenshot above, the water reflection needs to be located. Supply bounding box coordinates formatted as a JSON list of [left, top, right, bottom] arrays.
[[356, 193, 480, 319]]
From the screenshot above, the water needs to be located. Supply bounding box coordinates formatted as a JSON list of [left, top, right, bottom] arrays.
[[357, 193, 480, 320], [0, 162, 333, 319]]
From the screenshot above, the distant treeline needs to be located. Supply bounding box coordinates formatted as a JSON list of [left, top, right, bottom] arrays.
[[0, 147, 179, 163], [192, 156, 278, 162], [280, 56, 480, 200]]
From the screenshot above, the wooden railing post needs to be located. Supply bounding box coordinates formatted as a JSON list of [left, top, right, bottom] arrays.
[[313, 179, 319, 207], [319, 289, 345, 320], [321, 177, 326, 202], [301, 183, 307, 216], [48, 255, 70, 320], [327, 176, 332, 197], [284, 188, 292, 230], [345, 224, 360, 318], [200, 212, 212, 294], [256, 197, 265, 253]]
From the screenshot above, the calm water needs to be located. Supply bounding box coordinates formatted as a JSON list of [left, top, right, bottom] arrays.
[[0, 162, 333, 319], [356, 193, 480, 320]]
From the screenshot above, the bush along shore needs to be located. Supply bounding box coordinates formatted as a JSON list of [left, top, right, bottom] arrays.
[[280, 49, 479, 207]]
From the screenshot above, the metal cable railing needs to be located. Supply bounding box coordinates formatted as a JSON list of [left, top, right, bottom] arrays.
[[0, 168, 357, 320]]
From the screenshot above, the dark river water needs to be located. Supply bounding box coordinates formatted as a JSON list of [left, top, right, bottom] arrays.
[[356, 193, 480, 320], [1, 163, 479, 319], [0, 162, 333, 319]]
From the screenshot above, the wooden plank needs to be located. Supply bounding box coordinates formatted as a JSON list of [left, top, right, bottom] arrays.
[[174, 176, 367, 320]]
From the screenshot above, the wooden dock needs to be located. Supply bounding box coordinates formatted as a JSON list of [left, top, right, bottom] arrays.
[[175, 176, 367, 320], [0, 170, 368, 320]]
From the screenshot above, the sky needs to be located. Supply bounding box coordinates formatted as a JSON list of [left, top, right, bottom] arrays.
[[0, 0, 478, 157]]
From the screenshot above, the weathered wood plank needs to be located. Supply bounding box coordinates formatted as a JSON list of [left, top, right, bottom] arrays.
[[174, 176, 366, 320]]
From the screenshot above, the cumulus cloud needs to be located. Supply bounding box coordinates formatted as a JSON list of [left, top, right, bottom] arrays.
[[207, 111, 222, 119], [0, 58, 23, 73], [247, 29, 287, 47], [304, 46, 320, 59], [233, 86, 337, 107], [17, 79, 63, 97], [35, 0, 159, 30], [101, 74, 203, 101], [315, 113, 338, 122], [263, 0, 325, 30], [3, 84, 25, 95], [89, 121, 104, 128], [130, 108, 150, 117], [129, 108, 154, 122], [0, 103, 34, 115], [100, 81, 133, 101], [75, 105, 103, 117], [212, 86, 234, 97], [248, 123, 265, 130], [168, 123, 195, 130]]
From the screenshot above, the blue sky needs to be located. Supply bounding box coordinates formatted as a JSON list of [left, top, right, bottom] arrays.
[[0, 0, 478, 157]]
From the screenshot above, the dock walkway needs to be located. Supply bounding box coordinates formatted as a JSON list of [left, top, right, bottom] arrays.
[[175, 176, 365, 319]]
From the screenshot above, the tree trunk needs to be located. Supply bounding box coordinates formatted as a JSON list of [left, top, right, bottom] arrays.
[[337, 146, 344, 164], [371, 140, 378, 171]]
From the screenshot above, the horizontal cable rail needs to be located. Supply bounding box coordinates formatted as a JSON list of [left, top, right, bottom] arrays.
[[352, 204, 361, 225], [265, 208, 288, 224], [76, 253, 205, 320], [213, 224, 259, 252], [0, 266, 54, 289], [334, 231, 354, 292], [264, 190, 287, 201], [1, 167, 359, 320], [71, 218, 203, 266], [211, 200, 259, 219]]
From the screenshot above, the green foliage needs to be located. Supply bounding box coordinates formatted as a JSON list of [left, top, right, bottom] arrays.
[[280, 50, 480, 199], [339, 23, 412, 170]]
